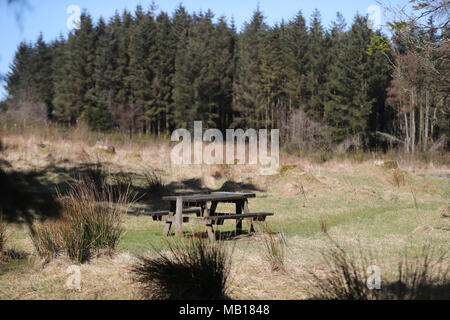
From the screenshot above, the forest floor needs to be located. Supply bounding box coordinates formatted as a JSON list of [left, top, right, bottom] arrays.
[[0, 129, 449, 299]]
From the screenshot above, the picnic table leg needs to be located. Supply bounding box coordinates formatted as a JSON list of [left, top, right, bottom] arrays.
[[163, 201, 175, 236], [163, 222, 172, 236], [175, 196, 183, 237], [243, 200, 255, 233], [206, 223, 215, 241], [236, 200, 243, 235], [204, 201, 215, 241], [210, 201, 218, 215]]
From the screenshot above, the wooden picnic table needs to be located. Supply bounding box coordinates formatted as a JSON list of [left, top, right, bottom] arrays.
[[159, 192, 272, 241]]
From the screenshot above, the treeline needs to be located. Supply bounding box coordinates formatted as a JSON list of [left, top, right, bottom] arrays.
[[2, 4, 448, 150]]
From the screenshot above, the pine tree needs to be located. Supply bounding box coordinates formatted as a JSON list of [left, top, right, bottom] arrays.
[[232, 8, 267, 129], [53, 12, 97, 124], [283, 11, 309, 112], [172, 5, 194, 129], [260, 24, 285, 129], [324, 15, 388, 145], [5, 41, 34, 101], [304, 9, 328, 121], [32, 33, 53, 116], [211, 16, 235, 131], [152, 11, 176, 134], [128, 5, 156, 134]]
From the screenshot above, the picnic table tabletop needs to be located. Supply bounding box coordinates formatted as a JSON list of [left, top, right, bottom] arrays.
[[162, 192, 255, 202]]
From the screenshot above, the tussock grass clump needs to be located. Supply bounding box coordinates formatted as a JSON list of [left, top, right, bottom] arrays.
[[259, 223, 286, 272], [319, 216, 329, 234], [391, 169, 405, 187], [308, 237, 449, 300], [31, 222, 63, 261], [131, 238, 233, 300], [75, 161, 107, 192], [31, 179, 129, 263], [142, 168, 166, 197], [388, 244, 449, 299], [308, 238, 378, 300], [109, 172, 135, 202]]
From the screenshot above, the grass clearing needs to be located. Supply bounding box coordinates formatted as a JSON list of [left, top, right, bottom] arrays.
[[0, 129, 448, 299]]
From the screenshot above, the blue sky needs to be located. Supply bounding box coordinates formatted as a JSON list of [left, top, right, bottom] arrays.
[[0, 0, 408, 99]]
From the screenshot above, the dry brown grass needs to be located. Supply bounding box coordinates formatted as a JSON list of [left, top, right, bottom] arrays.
[[0, 123, 449, 300], [0, 253, 141, 299]]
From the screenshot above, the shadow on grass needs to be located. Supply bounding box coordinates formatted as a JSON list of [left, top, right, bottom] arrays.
[[0, 159, 263, 226], [0, 167, 62, 226], [191, 229, 255, 241], [0, 249, 31, 276]]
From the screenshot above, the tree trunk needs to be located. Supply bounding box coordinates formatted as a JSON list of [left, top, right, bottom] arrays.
[[419, 94, 424, 152], [424, 89, 430, 151], [404, 112, 410, 153], [411, 108, 416, 155]]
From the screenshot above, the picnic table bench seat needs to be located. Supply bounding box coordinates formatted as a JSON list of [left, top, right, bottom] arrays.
[[207, 212, 274, 224], [128, 208, 201, 220]]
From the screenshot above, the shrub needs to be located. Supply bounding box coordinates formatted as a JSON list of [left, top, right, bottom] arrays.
[[131, 238, 233, 300], [308, 237, 449, 300], [31, 179, 129, 263]]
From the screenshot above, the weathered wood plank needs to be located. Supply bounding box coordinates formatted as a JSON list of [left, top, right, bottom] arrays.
[[175, 196, 183, 237], [209, 212, 274, 220], [236, 201, 243, 235], [162, 193, 255, 202], [163, 216, 210, 224], [127, 208, 201, 217]]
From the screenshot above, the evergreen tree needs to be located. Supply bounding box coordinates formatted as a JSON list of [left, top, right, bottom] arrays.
[[211, 16, 235, 131], [5, 41, 34, 100], [304, 9, 328, 121], [260, 24, 285, 129], [53, 12, 97, 124], [172, 5, 194, 128], [152, 11, 176, 134], [32, 33, 53, 115], [128, 5, 156, 133], [283, 11, 309, 112], [232, 8, 267, 129], [324, 15, 389, 146]]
